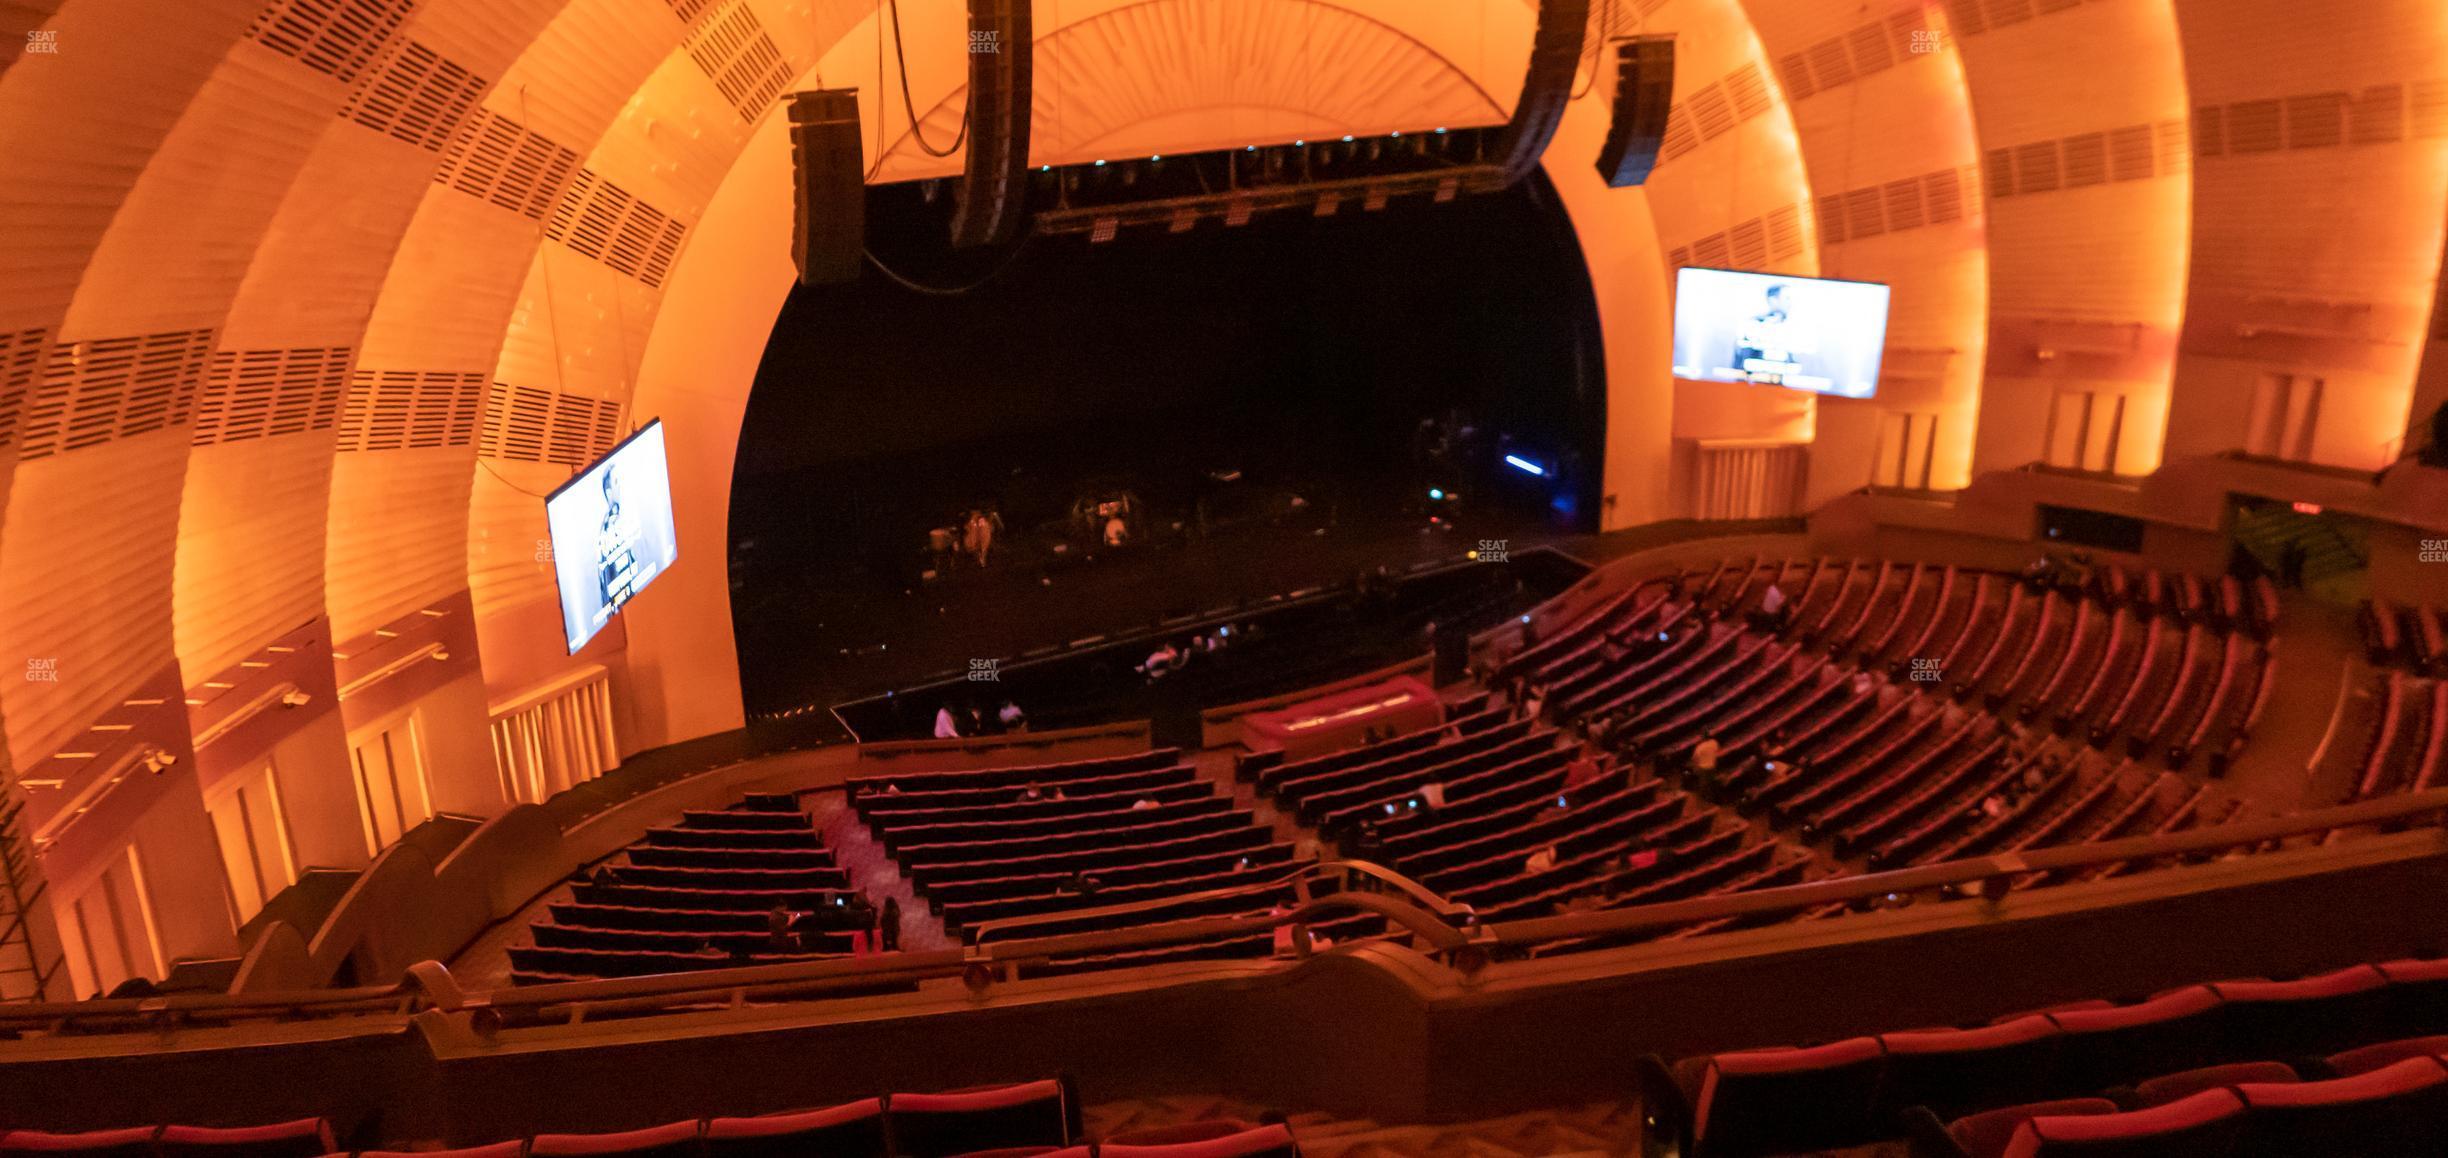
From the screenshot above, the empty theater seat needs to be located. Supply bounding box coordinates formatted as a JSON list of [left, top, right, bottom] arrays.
[[1097, 1123, 1300, 1158], [2233, 1056, 2448, 1156], [0, 1130, 165, 1158], [887, 1079, 1078, 1158], [528, 1121, 702, 1158], [155, 1122, 336, 1158], [1997, 1088, 2247, 1157], [702, 1098, 888, 1158], [355, 1146, 527, 1158]]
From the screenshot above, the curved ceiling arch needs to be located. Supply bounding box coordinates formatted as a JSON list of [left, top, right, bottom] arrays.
[[871, 0, 1513, 171]]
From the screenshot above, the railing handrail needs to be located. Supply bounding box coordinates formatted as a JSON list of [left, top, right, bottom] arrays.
[[964, 860, 1469, 948], [7, 787, 2448, 1036]]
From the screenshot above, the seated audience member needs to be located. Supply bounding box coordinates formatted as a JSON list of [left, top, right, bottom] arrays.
[[933, 705, 962, 739], [1565, 754, 1608, 791], [1418, 781, 1448, 810], [1691, 733, 1723, 779], [880, 898, 902, 952], [998, 699, 1027, 732], [1130, 796, 1160, 811], [1019, 781, 1044, 802], [1525, 845, 1559, 874], [766, 903, 795, 953]]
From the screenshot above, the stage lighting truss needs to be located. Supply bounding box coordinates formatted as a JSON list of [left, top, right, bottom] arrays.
[[1026, 126, 1513, 239]]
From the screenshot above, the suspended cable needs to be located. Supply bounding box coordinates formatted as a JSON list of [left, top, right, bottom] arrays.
[[888, 0, 971, 158], [862, 228, 1035, 296]]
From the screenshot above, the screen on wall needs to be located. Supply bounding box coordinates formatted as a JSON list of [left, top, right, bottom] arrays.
[[546, 419, 679, 654], [1671, 268, 1892, 398]]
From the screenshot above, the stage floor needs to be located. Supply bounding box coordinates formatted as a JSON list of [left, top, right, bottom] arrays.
[[736, 499, 1575, 744]]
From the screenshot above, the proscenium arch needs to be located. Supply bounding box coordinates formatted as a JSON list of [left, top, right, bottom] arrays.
[[622, 0, 1696, 748]]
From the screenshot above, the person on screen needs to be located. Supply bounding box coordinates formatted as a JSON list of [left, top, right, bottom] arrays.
[[593, 464, 644, 616], [1731, 284, 1814, 380]]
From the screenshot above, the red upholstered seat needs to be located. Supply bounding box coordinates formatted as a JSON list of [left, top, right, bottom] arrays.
[[888, 1081, 1073, 1158], [2209, 964, 2392, 1057], [2328, 1033, 2448, 1076], [0, 1128, 162, 1158], [357, 1145, 526, 1158], [528, 1121, 701, 1158], [2001, 1088, 2247, 1157], [1875, 1014, 2063, 1123], [156, 1120, 335, 1158], [1692, 1036, 1886, 1155], [2130, 1061, 2296, 1107], [2235, 1056, 2448, 1157], [2045, 986, 2225, 1091], [2378, 956, 2448, 1036], [1097, 1123, 1300, 1158], [1948, 1098, 2119, 1158], [943, 1149, 1077, 1158], [704, 1098, 886, 1158]]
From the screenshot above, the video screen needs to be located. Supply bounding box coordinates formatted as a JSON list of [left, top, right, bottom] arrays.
[[546, 419, 679, 653], [1671, 268, 1892, 398]]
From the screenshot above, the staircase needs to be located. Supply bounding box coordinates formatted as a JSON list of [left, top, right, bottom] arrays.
[[2231, 504, 2369, 603]]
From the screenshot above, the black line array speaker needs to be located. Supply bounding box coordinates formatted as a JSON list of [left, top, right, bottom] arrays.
[[949, 0, 1032, 249], [789, 89, 865, 285], [1596, 35, 1675, 189], [1489, 0, 1590, 185]]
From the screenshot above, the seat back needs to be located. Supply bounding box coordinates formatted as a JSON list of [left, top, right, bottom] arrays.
[[888, 1082, 1073, 1158], [2000, 1089, 2247, 1158], [2045, 987, 2225, 1091], [1097, 1123, 1300, 1158], [702, 1099, 886, 1158], [2209, 965, 2392, 1057], [1948, 1099, 2118, 1158], [2378, 957, 2448, 1036], [156, 1121, 335, 1158], [1875, 1015, 2061, 1124], [0, 1128, 162, 1158], [2236, 1057, 2448, 1158], [528, 1121, 701, 1158], [1690, 1037, 1886, 1156], [2129, 1062, 2295, 1107], [2327, 1033, 2448, 1077], [358, 1145, 527, 1158]]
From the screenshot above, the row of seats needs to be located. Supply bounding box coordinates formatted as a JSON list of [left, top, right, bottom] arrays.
[[848, 750, 1362, 972], [2348, 668, 2448, 803], [2365, 599, 2447, 674], [0, 1081, 1304, 1158], [1914, 1050, 2448, 1156], [513, 796, 863, 984], [1640, 956, 2448, 1156]]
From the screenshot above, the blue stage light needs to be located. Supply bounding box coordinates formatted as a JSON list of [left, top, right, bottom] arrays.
[[1428, 488, 1445, 501], [1505, 454, 1548, 476]]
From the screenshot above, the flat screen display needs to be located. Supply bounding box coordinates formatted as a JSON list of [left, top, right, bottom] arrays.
[[546, 419, 679, 653], [1671, 268, 1892, 398]]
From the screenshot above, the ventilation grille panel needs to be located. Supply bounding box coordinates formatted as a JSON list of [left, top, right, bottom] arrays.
[[248, 0, 417, 85], [435, 109, 581, 222], [337, 369, 486, 451], [686, 2, 795, 122], [193, 347, 353, 446], [20, 330, 215, 459], [480, 384, 623, 466], [544, 169, 691, 288], [0, 327, 44, 450], [339, 39, 486, 152]]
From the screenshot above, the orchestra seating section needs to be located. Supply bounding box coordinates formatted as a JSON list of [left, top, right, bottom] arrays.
[[0, 1080, 1306, 1158], [1638, 955, 2448, 1157], [491, 552, 2426, 984], [511, 795, 863, 984], [845, 751, 1382, 977], [2347, 600, 2448, 805]]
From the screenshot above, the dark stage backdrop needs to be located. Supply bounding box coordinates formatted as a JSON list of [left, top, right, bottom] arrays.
[[729, 172, 1602, 716]]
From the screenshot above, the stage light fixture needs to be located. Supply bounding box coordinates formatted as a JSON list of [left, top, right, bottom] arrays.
[[1428, 488, 1445, 500], [1505, 454, 1548, 476]]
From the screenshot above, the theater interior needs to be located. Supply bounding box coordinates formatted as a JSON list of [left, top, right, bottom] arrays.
[[0, 1, 2446, 1155]]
